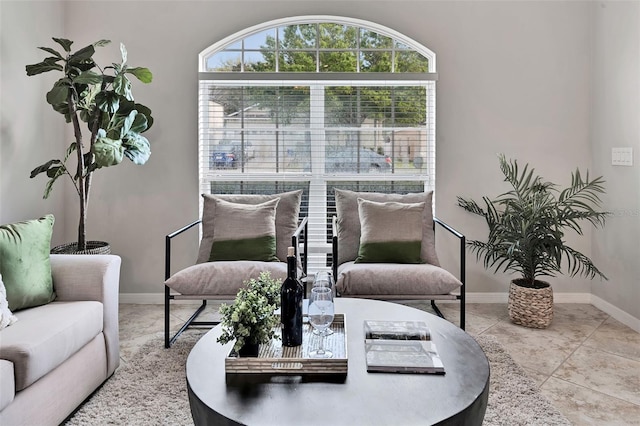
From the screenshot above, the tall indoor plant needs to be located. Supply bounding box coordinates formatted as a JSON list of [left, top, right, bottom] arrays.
[[26, 38, 153, 253], [457, 154, 608, 328]]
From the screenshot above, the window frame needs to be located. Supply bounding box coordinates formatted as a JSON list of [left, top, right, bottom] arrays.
[[199, 16, 437, 73], [198, 16, 437, 272]]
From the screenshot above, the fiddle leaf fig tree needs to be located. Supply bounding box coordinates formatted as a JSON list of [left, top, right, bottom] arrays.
[[26, 38, 153, 251]]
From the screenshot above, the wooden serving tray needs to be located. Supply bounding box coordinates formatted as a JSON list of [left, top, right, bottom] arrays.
[[225, 313, 348, 376]]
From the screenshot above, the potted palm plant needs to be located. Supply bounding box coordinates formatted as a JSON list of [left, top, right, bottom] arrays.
[[457, 154, 608, 328], [26, 38, 153, 253]]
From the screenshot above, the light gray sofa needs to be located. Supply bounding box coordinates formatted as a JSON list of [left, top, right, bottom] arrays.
[[0, 254, 121, 426]]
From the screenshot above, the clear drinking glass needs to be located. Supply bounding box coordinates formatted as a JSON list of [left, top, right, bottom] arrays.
[[308, 286, 334, 358], [312, 272, 335, 335], [313, 271, 331, 287]]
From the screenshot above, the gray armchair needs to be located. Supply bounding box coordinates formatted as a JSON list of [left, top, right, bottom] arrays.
[[331, 189, 465, 329], [164, 190, 308, 348]]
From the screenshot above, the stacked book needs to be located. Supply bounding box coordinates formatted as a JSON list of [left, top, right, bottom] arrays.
[[363, 320, 445, 375]]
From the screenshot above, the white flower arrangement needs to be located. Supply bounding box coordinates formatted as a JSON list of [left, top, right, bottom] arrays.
[[217, 271, 282, 354]]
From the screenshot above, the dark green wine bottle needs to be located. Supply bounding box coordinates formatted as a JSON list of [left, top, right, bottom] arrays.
[[281, 246, 303, 346]]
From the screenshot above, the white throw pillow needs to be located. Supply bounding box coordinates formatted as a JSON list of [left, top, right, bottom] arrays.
[[0, 273, 18, 330]]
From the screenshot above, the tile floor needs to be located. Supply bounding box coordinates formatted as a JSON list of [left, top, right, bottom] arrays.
[[119, 302, 640, 425]]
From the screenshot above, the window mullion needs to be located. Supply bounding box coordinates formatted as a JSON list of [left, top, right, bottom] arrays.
[[307, 84, 329, 271]]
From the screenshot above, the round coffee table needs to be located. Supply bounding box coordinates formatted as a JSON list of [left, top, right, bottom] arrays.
[[187, 298, 489, 425]]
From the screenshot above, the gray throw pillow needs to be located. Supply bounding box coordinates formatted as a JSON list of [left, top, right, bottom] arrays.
[[209, 198, 280, 262], [355, 198, 424, 264], [334, 189, 439, 266], [198, 190, 302, 263]]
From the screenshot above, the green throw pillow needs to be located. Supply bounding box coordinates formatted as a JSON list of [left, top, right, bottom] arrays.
[[199, 190, 303, 263], [0, 215, 56, 311], [209, 198, 280, 262], [355, 199, 424, 264]]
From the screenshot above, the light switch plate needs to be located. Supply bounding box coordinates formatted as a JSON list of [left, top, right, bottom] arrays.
[[612, 147, 633, 166]]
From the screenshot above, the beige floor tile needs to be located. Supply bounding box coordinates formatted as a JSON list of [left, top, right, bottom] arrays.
[[553, 303, 610, 323], [400, 301, 498, 333], [400, 300, 460, 323], [584, 317, 640, 362], [541, 376, 640, 426], [463, 313, 502, 335], [480, 304, 611, 376], [553, 345, 640, 405], [466, 303, 511, 321], [482, 321, 581, 375], [522, 366, 548, 387], [550, 304, 609, 337]]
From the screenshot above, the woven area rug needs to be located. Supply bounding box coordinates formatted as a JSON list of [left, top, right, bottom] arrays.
[[65, 332, 570, 426]]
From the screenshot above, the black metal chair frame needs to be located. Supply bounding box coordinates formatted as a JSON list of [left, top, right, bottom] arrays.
[[164, 217, 308, 348], [332, 216, 466, 330]]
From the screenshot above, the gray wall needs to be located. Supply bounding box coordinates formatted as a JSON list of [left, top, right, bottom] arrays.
[[0, 0, 66, 243], [590, 2, 640, 321], [1, 1, 638, 323]]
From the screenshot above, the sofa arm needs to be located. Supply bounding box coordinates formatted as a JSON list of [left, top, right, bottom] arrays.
[[50, 254, 121, 376]]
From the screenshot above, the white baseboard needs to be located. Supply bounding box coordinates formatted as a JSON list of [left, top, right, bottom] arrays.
[[591, 295, 640, 333], [120, 293, 163, 304], [552, 292, 593, 304]]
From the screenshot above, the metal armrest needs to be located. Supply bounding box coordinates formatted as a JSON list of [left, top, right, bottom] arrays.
[[433, 217, 464, 239], [165, 219, 201, 280], [433, 216, 466, 285], [434, 216, 466, 329], [331, 215, 339, 281]]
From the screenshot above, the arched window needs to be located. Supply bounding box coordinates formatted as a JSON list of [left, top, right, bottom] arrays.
[[199, 16, 437, 271]]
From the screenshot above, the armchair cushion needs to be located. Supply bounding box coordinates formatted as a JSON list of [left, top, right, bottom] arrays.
[[165, 261, 287, 297], [355, 199, 425, 264], [0, 215, 56, 311], [209, 198, 280, 262], [336, 262, 461, 296], [334, 189, 439, 267], [198, 190, 303, 263]]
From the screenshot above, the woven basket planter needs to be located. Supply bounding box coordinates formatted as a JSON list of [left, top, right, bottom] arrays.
[[508, 279, 553, 329], [51, 241, 111, 255]]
